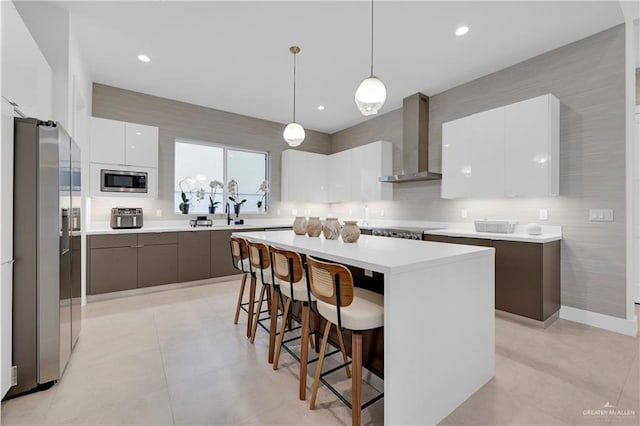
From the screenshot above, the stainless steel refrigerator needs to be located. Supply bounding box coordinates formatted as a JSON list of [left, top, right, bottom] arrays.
[[8, 118, 81, 397]]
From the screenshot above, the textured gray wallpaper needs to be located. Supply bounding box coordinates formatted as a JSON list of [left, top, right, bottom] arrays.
[[332, 25, 627, 318], [92, 83, 331, 221]]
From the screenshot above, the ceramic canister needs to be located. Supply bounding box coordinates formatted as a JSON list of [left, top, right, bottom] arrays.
[[306, 217, 322, 237], [293, 216, 308, 235], [322, 217, 342, 240], [341, 220, 361, 243]]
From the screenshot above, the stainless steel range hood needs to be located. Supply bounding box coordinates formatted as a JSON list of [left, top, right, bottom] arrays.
[[379, 93, 442, 183]]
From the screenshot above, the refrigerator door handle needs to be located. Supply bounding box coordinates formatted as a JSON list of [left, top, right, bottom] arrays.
[[0, 259, 15, 266]]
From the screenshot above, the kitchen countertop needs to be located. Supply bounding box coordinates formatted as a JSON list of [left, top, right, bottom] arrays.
[[232, 230, 494, 274], [86, 218, 561, 243], [85, 219, 292, 235]]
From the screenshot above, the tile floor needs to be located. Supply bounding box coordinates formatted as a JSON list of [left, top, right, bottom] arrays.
[[1, 279, 638, 426]]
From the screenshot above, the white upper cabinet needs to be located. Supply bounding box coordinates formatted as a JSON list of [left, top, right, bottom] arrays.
[[505, 94, 559, 197], [329, 149, 352, 203], [1, 0, 52, 120], [442, 94, 559, 199], [90, 116, 158, 168], [281, 141, 393, 203], [90, 117, 125, 164], [350, 141, 393, 202], [281, 150, 328, 202], [442, 116, 473, 199], [125, 122, 159, 168], [470, 107, 505, 197]]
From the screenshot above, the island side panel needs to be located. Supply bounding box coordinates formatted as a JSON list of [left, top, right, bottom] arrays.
[[384, 252, 495, 425]]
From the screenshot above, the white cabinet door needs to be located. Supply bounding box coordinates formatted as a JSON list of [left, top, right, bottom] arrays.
[[90, 117, 125, 165], [442, 116, 473, 199], [281, 150, 328, 202], [328, 150, 351, 202], [355, 141, 393, 202], [1, 1, 52, 120], [471, 107, 505, 197], [125, 123, 158, 168], [505, 94, 559, 196]]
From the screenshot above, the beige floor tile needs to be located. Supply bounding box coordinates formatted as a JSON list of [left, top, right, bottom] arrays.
[[506, 321, 637, 399], [3, 282, 638, 426], [1, 387, 56, 426], [48, 388, 173, 425], [44, 349, 167, 424]]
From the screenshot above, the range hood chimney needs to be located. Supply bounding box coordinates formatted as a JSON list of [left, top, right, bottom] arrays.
[[379, 92, 442, 183]]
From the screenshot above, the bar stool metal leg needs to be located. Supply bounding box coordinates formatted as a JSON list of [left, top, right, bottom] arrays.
[[247, 274, 256, 339], [233, 273, 247, 324]]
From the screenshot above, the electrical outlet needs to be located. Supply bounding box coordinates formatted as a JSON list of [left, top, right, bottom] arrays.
[[589, 209, 614, 222], [276, 209, 281, 216], [461, 209, 468, 219], [380, 209, 385, 217], [539, 209, 549, 221], [292, 209, 298, 216], [155, 209, 162, 217]]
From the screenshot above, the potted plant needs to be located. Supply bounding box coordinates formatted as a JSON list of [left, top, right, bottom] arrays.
[[178, 177, 195, 214], [208, 180, 223, 214], [256, 180, 269, 211], [228, 196, 247, 217]]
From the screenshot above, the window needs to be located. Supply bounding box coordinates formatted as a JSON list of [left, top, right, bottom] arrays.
[[174, 139, 268, 214]]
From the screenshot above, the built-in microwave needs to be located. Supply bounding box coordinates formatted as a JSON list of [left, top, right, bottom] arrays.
[[100, 169, 148, 193]]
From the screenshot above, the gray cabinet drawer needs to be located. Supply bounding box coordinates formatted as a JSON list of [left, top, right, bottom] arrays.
[[89, 234, 137, 249], [138, 232, 178, 246]]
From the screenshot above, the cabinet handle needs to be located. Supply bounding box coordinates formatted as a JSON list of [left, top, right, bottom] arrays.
[[131, 245, 144, 248]]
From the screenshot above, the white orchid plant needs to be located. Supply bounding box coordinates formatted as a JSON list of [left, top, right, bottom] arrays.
[[209, 180, 223, 208], [256, 180, 269, 210]]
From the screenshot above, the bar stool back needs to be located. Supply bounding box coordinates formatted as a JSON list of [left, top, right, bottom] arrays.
[[306, 256, 384, 426], [270, 247, 318, 400], [248, 241, 281, 363], [230, 237, 251, 325]]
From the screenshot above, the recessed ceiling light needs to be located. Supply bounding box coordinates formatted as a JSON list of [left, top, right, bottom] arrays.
[[137, 54, 151, 63], [455, 26, 469, 36], [317, 105, 325, 111]]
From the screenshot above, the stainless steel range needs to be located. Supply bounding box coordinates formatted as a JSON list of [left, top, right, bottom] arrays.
[[371, 228, 425, 240]]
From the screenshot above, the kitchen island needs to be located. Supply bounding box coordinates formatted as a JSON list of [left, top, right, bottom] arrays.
[[232, 230, 495, 425]]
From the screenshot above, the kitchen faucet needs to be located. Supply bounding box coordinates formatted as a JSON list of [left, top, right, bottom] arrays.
[[226, 202, 232, 225]]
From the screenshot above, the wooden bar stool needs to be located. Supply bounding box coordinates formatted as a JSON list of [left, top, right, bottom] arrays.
[[248, 241, 282, 363], [270, 247, 350, 401], [306, 256, 384, 426], [229, 237, 253, 337]]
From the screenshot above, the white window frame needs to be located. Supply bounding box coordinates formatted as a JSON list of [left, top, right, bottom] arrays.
[[174, 138, 270, 214]]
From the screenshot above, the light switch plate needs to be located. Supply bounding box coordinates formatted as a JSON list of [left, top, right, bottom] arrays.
[[539, 209, 549, 221], [461, 209, 468, 218], [589, 209, 614, 222]]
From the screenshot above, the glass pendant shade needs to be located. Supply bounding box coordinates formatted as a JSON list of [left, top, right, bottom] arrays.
[[355, 76, 387, 116], [283, 122, 305, 147]]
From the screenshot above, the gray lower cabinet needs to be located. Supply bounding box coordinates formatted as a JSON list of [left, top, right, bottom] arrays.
[[138, 232, 178, 288], [423, 234, 560, 322], [88, 234, 138, 295], [210, 228, 263, 278], [178, 231, 211, 282]]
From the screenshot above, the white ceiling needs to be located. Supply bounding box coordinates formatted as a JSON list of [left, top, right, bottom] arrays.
[[57, 1, 624, 134]]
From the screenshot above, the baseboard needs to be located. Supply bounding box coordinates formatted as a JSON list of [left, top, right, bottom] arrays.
[[560, 305, 638, 337], [87, 274, 242, 303]]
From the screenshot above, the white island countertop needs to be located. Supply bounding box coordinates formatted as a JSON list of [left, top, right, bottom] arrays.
[[233, 230, 496, 425], [234, 230, 494, 274]]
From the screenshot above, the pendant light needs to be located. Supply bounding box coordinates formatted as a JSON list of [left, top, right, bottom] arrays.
[[355, 0, 386, 116], [283, 46, 305, 147]]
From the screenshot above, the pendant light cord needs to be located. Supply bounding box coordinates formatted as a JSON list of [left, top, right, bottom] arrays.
[[293, 50, 297, 123], [370, 0, 374, 77]]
